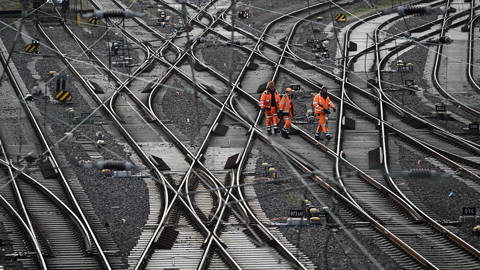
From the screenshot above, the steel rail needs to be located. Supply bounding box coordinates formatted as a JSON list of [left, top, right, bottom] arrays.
[[0, 192, 47, 268], [432, 0, 480, 117], [202, 4, 432, 268], [0, 131, 94, 254], [0, 160, 95, 255], [375, 14, 480, 181], [202, 4, 338, 269], [114, 2, 330, 268], [160, 2, 480, 264], [227, 12, 311, 262], [94, 2, 248, 268], [4, 160, 95, 253], [87, 3, 252, 230], [467, 0, 480, 91], [78, 9, 265, 267], [0, 125, 39, 242], [348, 0, 445, 65], [179, 3, 480, 219], [62, 1, 480, 268], [376, 33, 480, 267], [0, 43, 94, 254], [143, 2, 329, 269], [92, 0, 236, 234], [227, 93, 440, 270], [44, 8, 244, 269], [372, 3, 446, 211], [121, 15, 470, 267], [304, 0, 479, 258], [259, 19, 480, 173], [177, 3, 324, 269], [189, 2, 480, 161], [0, 140, 47, 269], [58, 1, 249, 266], [0, 34, 105, 268], [281, 9, 480, 155], [216, 6, 480, 266], [219, 21, 480, 179], [197, 170, 238, 270], [372, 4, 480, 260], [38, 22, 242, 270], [335, 13, 385, 211]]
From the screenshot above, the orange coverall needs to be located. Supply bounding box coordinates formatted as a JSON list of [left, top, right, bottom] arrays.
[[260, 89, 281, 131], [313, 93, 335, 134], [279, 94, 294, 130]]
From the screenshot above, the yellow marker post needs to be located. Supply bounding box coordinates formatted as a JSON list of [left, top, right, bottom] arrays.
[[77, 13, 81, 27], [56, 90, 64, 99]]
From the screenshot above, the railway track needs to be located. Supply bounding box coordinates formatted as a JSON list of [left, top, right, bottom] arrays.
[[200, 4, 480, 175], [97, 0, 312, 268], [114, 0, 316, 268], [0, 139, 45, 269], [3, 0, 480, 268], [212, 1, 480, 268], [154, 0, 480, 268], [151, 1, 480, 268], [38, 0, 318, 268], [0, 35, 122, 269], [346, 1, 480, 267], [432, 0, 480, 117], [467, 0, 480, 91]]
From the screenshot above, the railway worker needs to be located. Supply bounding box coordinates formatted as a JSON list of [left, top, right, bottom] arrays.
[[396, 59, 404, 72], [313, 86, 336, 140], [260, 81, 281, 134], [406, 62, 414, 72], [278, 88, 295, 139]]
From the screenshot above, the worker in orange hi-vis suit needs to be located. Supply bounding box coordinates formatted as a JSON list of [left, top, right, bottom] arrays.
[[278, 88, 295, 139], [259, 81, 281, 134], [313, 86, 336, 140]]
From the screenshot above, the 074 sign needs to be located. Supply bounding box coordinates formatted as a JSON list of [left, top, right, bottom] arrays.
[[462, 207, 476, 216]]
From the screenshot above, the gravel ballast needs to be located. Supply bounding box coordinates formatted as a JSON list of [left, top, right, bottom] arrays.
[[1, 20, 150, 257], [252, 141, 401, 269]]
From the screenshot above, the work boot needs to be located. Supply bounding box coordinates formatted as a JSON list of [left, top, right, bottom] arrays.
[[325, 133, 332, 140], [274, 127, 280, 134], [315, 133, 322, 141], [281, 128, 290, 139], [267, 127, 272, 135]]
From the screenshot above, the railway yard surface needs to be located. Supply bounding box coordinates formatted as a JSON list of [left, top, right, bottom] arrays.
[[0, 0, 479, 269]]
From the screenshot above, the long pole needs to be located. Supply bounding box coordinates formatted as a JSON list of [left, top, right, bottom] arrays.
[[228, 0, 237, 89], [180, 0, 200, 145]]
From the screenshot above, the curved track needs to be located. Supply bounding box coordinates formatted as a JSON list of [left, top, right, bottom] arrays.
[[5, 0, 480, 268]]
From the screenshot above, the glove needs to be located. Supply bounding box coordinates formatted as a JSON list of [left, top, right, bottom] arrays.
[[261, 108, 265, 112], [333, 107, 336, 112], [323, 109, 331, 114], [278, 111, 284, 118]]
